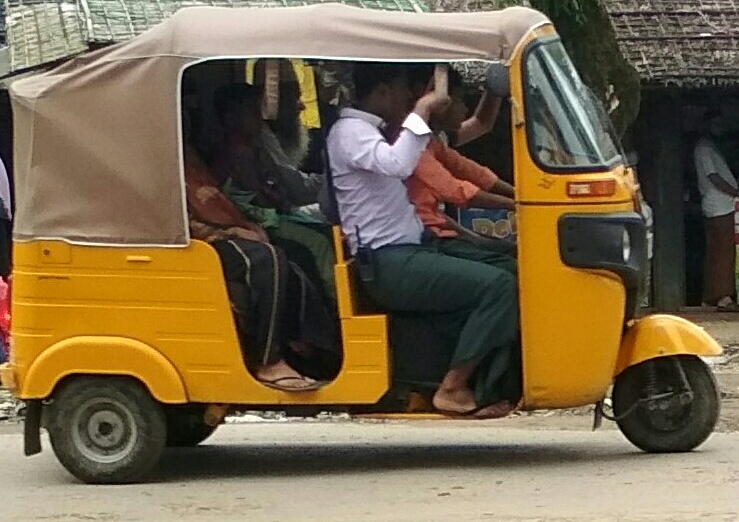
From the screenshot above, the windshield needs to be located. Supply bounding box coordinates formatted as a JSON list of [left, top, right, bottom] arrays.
[[525, 40, 622, 170]]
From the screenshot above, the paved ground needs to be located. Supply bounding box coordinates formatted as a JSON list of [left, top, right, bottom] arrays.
[[1, 421, 737, 522]]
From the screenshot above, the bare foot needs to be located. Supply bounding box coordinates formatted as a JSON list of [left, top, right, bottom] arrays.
[[432, 387, 477, 415], [473, 400, 513, 419]]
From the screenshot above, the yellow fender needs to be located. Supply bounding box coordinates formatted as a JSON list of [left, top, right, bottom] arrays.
[[21, 336, 188, 403], [615, 314, 723, 376]]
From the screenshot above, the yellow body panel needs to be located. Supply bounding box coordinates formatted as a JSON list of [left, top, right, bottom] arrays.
[[510, 28, 636, 409], [10, 240, 389, 404], [615, 315, 723, 376], [515, 202, 633, 409]]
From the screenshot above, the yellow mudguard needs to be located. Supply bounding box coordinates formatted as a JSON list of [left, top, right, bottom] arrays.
[[20, 336, 188, 403], [615, 314, 723, 376]]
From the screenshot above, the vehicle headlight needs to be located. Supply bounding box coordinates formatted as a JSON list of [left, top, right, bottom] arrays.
[[622, 228, 631, 263]]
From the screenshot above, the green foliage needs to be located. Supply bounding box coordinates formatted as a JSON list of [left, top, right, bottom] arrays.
[[531, 0, 587, 26], [513, 0, 642, 137], [431, 0, 642, 136]]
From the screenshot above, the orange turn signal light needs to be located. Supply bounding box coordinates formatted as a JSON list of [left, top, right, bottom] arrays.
[[567, 179, 617, 198]]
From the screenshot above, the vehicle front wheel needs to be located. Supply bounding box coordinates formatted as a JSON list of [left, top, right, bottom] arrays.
[[46, 376, 167, 484], [165, 407, 217, 447], [612, 355, 720, 453]]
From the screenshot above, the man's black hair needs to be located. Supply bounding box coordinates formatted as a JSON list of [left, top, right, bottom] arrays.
[[406, 64, 435, 89], [251, 58, 298, 86], [352, 62, 408, 101], [213, 82, 260, 124], [448, 68, 464, 92], [406, 64, 464, 92]]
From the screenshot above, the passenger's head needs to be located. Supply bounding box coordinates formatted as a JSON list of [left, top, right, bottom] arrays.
[[214, 83, 262, 141], [438, 69, 467, 132], [406, 65, 467, 132], [253, 59, 305, 117], [702, 109, 727, 139], [406, 63, 436, 101], [352, 62, 412, 127], [252, 59, 308, 157]]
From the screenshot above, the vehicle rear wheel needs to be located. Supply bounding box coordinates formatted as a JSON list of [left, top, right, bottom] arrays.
[[165, 407, 217, 447], [46, 376, 167, 484], [612, 355, 720, 453]]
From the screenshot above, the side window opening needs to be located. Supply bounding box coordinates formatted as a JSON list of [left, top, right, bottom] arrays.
[[180, 58, 343, 388]]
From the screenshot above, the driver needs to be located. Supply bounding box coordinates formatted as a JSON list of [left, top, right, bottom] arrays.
[[327, 63, 519, 418]]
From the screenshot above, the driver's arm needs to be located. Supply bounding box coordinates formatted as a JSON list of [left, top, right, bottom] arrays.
[[490, 179, 514, 198]]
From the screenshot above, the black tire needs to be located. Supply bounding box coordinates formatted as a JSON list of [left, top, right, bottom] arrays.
[[165, 407, 217, 447], [46, 376, 167, 484], [613, 355, 720, 453]]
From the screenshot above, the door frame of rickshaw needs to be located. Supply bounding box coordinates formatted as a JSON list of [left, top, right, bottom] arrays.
[[507, 27, 642, 409]]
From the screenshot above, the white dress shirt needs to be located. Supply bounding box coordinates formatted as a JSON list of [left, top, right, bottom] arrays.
[[695, 137, 737, 218], [327, 108, 432, 254]]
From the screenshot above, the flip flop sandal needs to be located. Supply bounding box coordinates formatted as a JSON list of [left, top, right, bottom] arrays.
[[257, 376, 322, 392], [436, 405, 489, 418], [475, 402, 514, 420], [438, 401, 513, 420]]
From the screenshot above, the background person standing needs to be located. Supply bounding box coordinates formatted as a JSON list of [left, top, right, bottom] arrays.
[[694, 112, 739, 312]]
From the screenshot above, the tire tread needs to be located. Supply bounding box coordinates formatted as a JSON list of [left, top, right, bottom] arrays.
[[613, 356, 720, 453]]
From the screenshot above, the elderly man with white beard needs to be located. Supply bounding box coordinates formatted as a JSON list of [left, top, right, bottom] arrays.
[[219, 59, 336, 306]]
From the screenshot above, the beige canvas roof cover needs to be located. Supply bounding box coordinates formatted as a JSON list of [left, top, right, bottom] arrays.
[[10, 4, 550, 246]]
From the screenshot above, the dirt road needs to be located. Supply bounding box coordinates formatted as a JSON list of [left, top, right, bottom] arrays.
[[1, 420, 737, 522], [1, 340, 737, 522]]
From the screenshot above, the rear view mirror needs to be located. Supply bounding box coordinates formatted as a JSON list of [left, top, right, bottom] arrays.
[[485, 62, 510, 98]]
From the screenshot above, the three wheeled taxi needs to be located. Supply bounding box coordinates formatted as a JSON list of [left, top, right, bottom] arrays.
[[0, 4, 722, 484]]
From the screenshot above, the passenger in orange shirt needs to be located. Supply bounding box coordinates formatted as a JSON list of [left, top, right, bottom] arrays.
[[405, 66, 516, 274]]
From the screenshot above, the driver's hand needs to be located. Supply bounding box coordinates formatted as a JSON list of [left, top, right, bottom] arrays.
[[414, 90, 451, 121]]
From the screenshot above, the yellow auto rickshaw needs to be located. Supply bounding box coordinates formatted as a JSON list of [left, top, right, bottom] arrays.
[[0, 4, 723, 484]]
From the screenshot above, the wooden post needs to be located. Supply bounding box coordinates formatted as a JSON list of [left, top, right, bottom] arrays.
[[646, 92, 686, 311]]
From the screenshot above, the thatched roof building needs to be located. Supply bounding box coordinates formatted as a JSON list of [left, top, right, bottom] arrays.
[[603, 0, 739, 87], [5, 0, 739, 88], [1, 0, 427, 74], [4, 1, 85, 73]]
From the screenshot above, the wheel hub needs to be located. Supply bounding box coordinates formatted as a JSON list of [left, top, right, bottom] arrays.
[[71, 398, 139, 464], [87, 411, 127, 449]]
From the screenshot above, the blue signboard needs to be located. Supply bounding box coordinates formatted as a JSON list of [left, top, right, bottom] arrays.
[[455, 208, 517, 243]]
